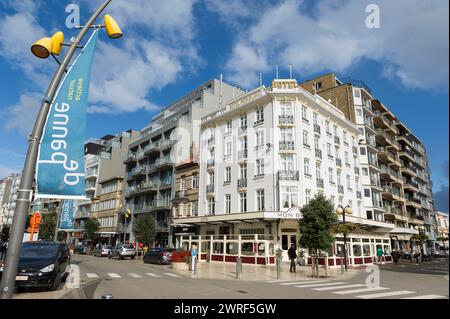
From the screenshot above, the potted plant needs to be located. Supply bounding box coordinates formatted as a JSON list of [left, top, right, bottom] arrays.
[[171, 249, 190, 270], [298, 249, 306, 266]]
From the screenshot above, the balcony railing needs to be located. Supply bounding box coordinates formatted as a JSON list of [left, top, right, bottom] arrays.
[[368, 157, 379, 168], [124, 153, 137, 163], [207, 159, 215, 168], [278, 170, 299, 181], [206, 184, 214, 193], [317, 178, 324, 188], [238, 126, 248, 135], [279, 115, 294, 125], [237, 178, 247, 188], [313, 124, 321, 135], [315, 149, 322, 159], [161, 139, 176, 149], [159, 156, 174, 167], [279, 140, 295, 151], [238, 150, 248, 160]]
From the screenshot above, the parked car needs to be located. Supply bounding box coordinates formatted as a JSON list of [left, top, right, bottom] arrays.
[[0, 241, 70, 291], [74, 243, 88, 254], [108, 244, 136, 260], [93, 245, 112, 257], [143, 248, 175, 265]]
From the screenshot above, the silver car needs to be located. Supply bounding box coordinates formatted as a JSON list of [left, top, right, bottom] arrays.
[[108, 244, 136, 260], [93, 245, 112, 257]]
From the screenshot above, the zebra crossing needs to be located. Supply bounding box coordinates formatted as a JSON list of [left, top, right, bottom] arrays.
[[266, 279, 448, 299], [83, 272, 181, 280]]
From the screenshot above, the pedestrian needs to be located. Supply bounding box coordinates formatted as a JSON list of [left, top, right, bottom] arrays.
[[0, 240, 4, 260], [391, 249, 400, 265], [288, 243, 297, 273], [376, 246, 383, 264]]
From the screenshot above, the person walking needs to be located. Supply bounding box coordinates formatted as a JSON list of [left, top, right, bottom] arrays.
[[0, 240, 4, 260], [288, 243, 297, 273], [391, 249, 400, 265], [376, 246, 383, 264]]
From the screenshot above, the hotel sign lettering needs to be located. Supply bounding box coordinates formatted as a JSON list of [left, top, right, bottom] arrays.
[[229, 89, 266, 110], [264, 209, 302, 219]]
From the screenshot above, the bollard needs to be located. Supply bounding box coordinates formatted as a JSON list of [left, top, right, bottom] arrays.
[[341, 257, 344, 274], [102, 293, 113, 299], [236, 257, 242, 279], [194, 256, 198, 276], [276, 257, 281, 280]]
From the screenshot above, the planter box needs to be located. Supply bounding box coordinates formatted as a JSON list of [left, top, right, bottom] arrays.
[[171, 262, 189, 270]]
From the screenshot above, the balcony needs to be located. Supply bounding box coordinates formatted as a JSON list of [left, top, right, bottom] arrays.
[[366, 135, 377, 149], [368, 157, 379, 169], [371, 178, 381, 189], [402, 164, 417, 177], [207, 136, 215, 146], [238, 126, 247, 135], [154, 200, 171, 210], [144, 142, 160, 156], [313, 124, 321, 135], [206, 184, 214, 194], [161, 139, 176, 150], [85, 169, 98, 180], [174, 190, 186, 199], [352, 146, 358, 155], [399, 147, 416, 162], [85, 183, 96, 194], [278, 170, 299, 181], [279, 115, 294, 125], [124, 153, 137, 164], [207, 159, 215, 169], [376, 129, 399, 149], [279, 140, 295, 151], [374, 111, 399, 134], [237, 178, 247, 189], [335, 158, 342, 167], [382, 185, 403, 201], [238, 150, 248, 160], [155, 220, 170, 233], [317, 178, 324, 188], [159, 156, 174, 168], [315, 149, 322, 159], [334, 136, 340, 145], [254, 119, 264, 127], [354, 167, 360, 175], [338, 185, 344, 194], [124, 181, 159, 197], [378, 147, 399, 165]]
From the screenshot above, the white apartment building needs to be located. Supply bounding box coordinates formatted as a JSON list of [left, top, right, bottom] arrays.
[[0, 174, 21, 226], [174, 79, 394, 266]]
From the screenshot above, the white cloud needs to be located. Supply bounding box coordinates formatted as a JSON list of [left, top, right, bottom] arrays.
[[223, 0, 449, 90], [2, 92, 41, 136]]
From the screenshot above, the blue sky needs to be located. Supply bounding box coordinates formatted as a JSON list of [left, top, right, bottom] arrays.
[[0, 0, 448, 212]]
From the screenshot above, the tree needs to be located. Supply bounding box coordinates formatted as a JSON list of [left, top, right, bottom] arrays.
[[1, 225, 10, 242], [84, 218, 100, 252], [299, 193, 338, 277], [38, 212, 57, 241], [132, 213, 156, 246]]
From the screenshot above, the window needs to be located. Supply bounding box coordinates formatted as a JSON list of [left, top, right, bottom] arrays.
[[327, 143, 333, 157], [346, 175, 351, 189], [356, 109, 362, 117], [313, 113, 318, 125], [225, 167, 231, 183], [326, 121, 331, 134], [302, 106, 308, 121], [303, 130, 309, 147], [280, 101, 293, 115], [256, 130, 265, 148], [240, 136, 248, 151], [362, 168, 368, 176], [366, 210, 373, 220], [180, 176, 186, 190], [337, 170, 341, 186], [360, 147, 366, 156], [316, 163, 321, 179], [240, 114, 247, 128], [191, 201, 198, 216], [240, 192, 247, 212], [101, 181, 117, 195], [226, 120, 232, 133], [257, 189, 265, 211], [192, 174, 199, 189], [314, 137, 319, 150], [305, 189, 311, 204], [240, 163, 247, 179], [281, 155, 294, 171], [225, 142, 232, 157], [208, 171, 215, 185], [335, 146, 340, 159], [353, 245, 362, 257], [364, 189, 371, 197], [225, 194, 231, 214], [345, 151, 349, 165], [256, 159, 265, 176], [334, 125, 338, 136], [207, 197, 215, 215], [256, 108, 264, 123], [281, 186, 298, 208], [329, 168, 334, 183], [354, 88, 361, 98], [315, 82, 322, 89], [280, 128, 293, 141], [343, 131, 347, 144], [304, 158, 310, 176]]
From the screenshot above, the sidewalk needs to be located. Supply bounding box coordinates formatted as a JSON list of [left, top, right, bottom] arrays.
[[170, 261, 362, 282]]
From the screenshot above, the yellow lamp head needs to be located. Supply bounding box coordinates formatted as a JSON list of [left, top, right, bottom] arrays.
[[31, 37, 53, 59], [336, 207, 344, 215], [345, 207, 353, 215], [50, 31, 64, 56], [104, 15, 123, 39]]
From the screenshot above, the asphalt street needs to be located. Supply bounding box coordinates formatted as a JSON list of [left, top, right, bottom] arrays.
[[12, 255, 449, 299]]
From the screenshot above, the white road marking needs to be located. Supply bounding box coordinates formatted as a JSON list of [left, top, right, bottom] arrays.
[[146, 273, 161, 278], [86, 273, 99, 278], [357, 290, 415, 299], [266, 279, 300, 283], [280, 280, 329, 286], [128, 273, 142, 278], [107, 273, 121, 278], [294, 282, 347, 288], [313, 284, 365, 291], [403, 295, 448, 299], [334, 287, 389, 295], [164, 273, 181, 278]]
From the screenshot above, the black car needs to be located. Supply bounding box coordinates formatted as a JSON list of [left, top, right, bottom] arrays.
[[143, 248, 175, 265], [0, 241, 70, 291]]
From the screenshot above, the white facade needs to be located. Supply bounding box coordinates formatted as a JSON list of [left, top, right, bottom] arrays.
[[199, 80, 364, 220], [1, 174, 21, 226]]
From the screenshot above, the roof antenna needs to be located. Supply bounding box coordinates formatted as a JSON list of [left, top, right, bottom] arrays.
[[219, 74, 223, 109], [275, 65, 279, 79], [289, 64, 293, 79], [259, 72, 263, 87]]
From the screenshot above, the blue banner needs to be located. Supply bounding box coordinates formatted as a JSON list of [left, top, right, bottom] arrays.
[[36, 31, 99, 199], [59, 199, 75, 230]]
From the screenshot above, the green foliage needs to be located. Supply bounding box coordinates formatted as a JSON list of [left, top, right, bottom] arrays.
[[85, 218, 100, 241], [411, 233, 429, 243], [436, 236, 448, 242], [299, 193, 338, 255], [132, 213, 156, 245], [332, 223, 357, 237], [38, 212, 57, 241], [1, 225, 10, 241]]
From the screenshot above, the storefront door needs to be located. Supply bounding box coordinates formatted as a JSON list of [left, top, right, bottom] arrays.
[[281, 232, 297, 261]]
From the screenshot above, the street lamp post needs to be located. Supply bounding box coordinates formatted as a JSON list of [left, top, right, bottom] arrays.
[[0, 0, 122, 299], [336, 205, 352, 271]]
